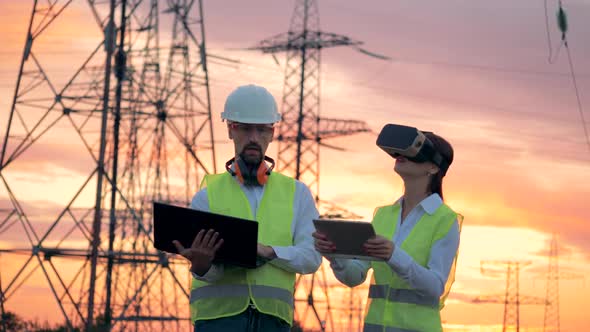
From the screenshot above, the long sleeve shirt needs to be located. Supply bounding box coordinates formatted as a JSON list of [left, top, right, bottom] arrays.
[[330, 194, 460, 298], [191, 175, 322, 282]]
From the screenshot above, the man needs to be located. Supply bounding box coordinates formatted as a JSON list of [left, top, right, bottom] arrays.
[[173, 84, 322, 331]]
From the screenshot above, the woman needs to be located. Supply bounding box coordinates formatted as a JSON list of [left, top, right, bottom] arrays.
[[313, 128, 462, 332]]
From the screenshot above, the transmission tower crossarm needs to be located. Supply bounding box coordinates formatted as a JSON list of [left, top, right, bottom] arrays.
[[480, 260, 532, 277], [472, 294, 505, 303], [482, 260, 533, 266], [249, 31, 363, 54], [473, 294, 546, 305], [318, 199, 362, 220], [276, 118, 370, 141], [558, 271, 585, 279], [317, 117, 371, 140], [519, 295, 548, 305]]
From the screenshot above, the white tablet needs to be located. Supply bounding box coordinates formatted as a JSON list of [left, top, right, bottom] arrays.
[[313, 219, 382, 261]]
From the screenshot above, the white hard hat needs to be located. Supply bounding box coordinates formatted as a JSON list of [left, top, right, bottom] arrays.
[[221, 84, 281, 124]]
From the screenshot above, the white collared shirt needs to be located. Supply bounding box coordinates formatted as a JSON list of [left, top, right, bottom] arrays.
[[330, 193, 460, 298], [190, 175, 322, 282]]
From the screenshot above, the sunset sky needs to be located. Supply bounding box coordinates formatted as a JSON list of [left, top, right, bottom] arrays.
[[1, 0, 590, 331]]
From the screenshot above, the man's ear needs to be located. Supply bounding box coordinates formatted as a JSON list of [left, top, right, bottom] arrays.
[[269, 126, 275, 142], [227, 124, 233, 140]]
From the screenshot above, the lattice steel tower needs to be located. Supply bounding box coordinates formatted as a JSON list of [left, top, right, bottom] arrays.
[[474, 260, 545, 332], [0, 0, 215, 330], [249, 0, 388, 330], [541, 233, 585, 332], [543, 234, 560, 332], [249, 0, 387, 204]]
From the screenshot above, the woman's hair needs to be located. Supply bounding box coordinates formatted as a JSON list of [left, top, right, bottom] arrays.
[[424, 132, 454, 200]]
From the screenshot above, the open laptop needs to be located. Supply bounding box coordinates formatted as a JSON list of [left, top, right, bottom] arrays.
[[153, 201, 268, 269], [313, 219, 382, 261]]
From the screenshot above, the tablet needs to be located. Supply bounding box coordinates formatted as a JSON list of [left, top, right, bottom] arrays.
[[153, 201, 262, 268], [313, 219, 381, 261]]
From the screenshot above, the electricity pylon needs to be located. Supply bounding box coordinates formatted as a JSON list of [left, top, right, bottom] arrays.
[[544, 234, 560, 332], [541, 233, 584, 332], [474, 260, 545, 332], [248, 0, 389, 330], [0, 0, 216, 330]]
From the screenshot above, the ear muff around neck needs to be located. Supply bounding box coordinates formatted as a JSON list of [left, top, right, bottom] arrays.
[[225, 156, 275, 186]]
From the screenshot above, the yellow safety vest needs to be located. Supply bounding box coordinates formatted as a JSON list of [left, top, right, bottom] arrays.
[[190, 172, 296, 325], [364, 203, 463, 332]]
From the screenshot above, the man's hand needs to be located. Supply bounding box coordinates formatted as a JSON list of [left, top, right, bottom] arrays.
[[312, 231, 336, 254], [257, 243, 277, 259], [363, 235, 394, 260], [173, 229, 224, 276]]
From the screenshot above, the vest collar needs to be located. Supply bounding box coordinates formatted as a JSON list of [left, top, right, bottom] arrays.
[[395, 193, 443, 215]]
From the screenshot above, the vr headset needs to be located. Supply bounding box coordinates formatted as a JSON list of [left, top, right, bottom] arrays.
[[376, 124, 449, 173]]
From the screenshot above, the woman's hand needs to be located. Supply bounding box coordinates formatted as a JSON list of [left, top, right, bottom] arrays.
[[312, 231, 336, 254], [363, 235, 394, 260]]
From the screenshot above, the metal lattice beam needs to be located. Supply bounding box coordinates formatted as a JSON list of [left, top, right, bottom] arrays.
[[0, 0, 215, 331]]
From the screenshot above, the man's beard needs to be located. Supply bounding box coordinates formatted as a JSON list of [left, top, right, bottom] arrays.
[[239, 143, 263, 167]]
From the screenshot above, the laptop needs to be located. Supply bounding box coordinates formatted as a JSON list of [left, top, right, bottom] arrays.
[[313, 219, 382, 261], [153, 201, 267, 269]]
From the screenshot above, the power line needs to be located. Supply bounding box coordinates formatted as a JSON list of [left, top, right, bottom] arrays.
[[544, 0, 564, 64], [3, 60, 587, 152], [225, 50, 590, 119], [150, 74, 590, 155], [232, 52, 590, 78], [211, 64, 590, 129], [208, 71, 590, 163], [565, 44, 590, 153], [551, 1, 590, 153], [205, 69, 590, 164], [564, 41, 590, 151], [3, 46, 589, 78]]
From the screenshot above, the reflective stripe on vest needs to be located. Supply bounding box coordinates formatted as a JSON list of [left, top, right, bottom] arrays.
[[368, 285, 438, 308], [191, 284, 294, 307], [363, 323, 420, 332]]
